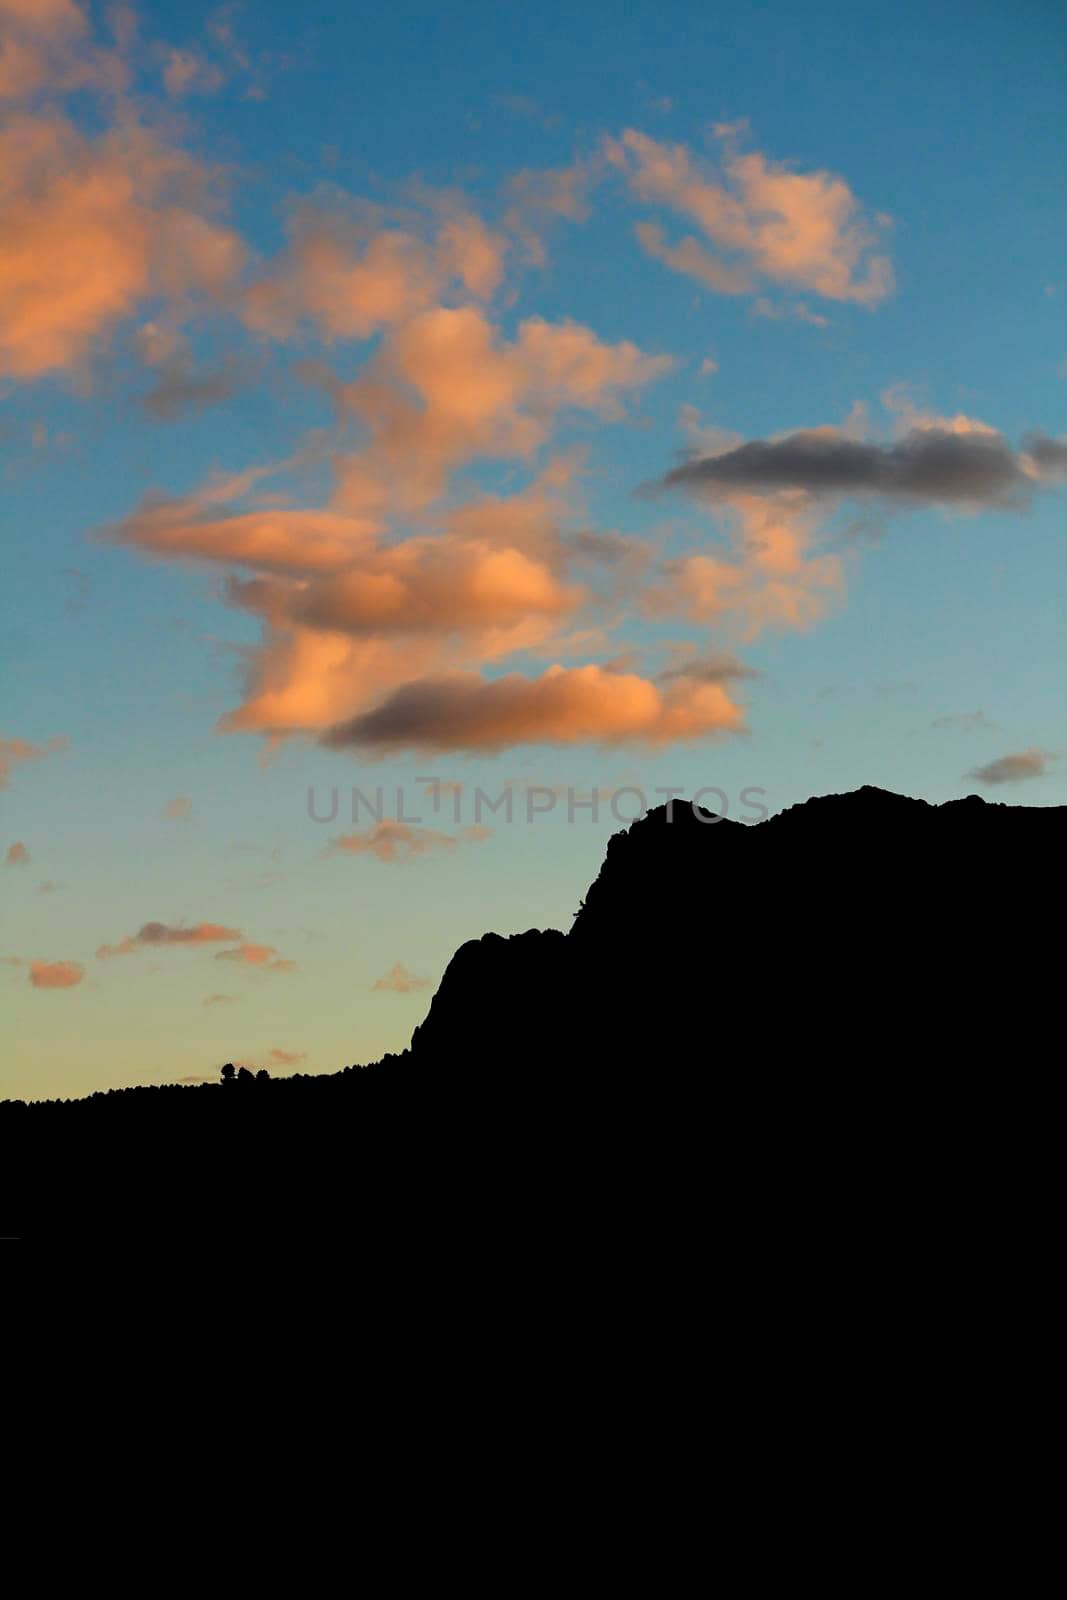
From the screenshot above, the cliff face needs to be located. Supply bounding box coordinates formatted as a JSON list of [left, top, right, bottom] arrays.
[[409, 787, 1062, 1078], [4, 785, 1060, 1238]]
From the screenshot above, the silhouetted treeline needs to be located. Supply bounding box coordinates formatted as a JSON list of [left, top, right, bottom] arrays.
[[2, 787, 1061, 1240]]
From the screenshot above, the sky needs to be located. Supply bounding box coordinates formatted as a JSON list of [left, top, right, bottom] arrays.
[[1, 0, 1064, 1100]]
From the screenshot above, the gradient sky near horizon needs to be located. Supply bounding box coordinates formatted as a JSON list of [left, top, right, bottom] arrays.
[[2, 0, 1065, 1099]]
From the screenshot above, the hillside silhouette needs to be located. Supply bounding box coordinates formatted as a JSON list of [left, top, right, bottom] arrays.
[[2, 786, 1060, 1240]]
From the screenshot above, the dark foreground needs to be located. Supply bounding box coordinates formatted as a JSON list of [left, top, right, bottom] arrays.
[[2, 787, 1060, 1242]]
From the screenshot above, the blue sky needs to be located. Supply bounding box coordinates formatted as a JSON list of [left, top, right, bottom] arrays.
[[1, 0, 1064, 1098]]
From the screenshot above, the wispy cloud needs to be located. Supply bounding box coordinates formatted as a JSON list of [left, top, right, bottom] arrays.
[[372, 962, 432, 993], [214, 942, 297, 973], [329, 819, 491, 862], [0, 735, 67, 789], [608, 125, 893, 306], [965, 748, 1051, 786], [97, 921, 242, 958]]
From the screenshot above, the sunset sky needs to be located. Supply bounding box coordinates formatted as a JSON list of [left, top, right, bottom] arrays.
[[2, 0, 1064, 1099]]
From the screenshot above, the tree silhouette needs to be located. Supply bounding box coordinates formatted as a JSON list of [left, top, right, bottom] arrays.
[[221, 1062, 235, 1084]]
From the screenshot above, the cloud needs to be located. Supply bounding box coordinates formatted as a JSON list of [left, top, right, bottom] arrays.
[[140, 357, 246, 421], [640, 490, 843, 638], [162, 48, 224, 99], [751, 297, 830, 327], [163, 795, 193, 821], [610, 126, 893, 306], [322, 662, 745, 753], [5, 840, 29, 866], [567, 528, 648, 568], [0, 733, 67, 788], [329, 820, 492, 863], [503, 160, 593, 263], [243, 200, 506, 342], [274, 536, 582, 639], [0, 0, 113, 106], [372, 962, 431, 993], [656, 651, 759, 685], [213, 942, 297, 972], [644, 402, 1067, 641], [108, 306, 673, 754], [0, 111, 243, 378], [1022, 432, 1067, 480], [331, 305, 672, 516], [108, 494, 380, 577], [965, 748, 1051, 786], [96, 920, 243, 958], [29, 958, 84, 989], [657, 426, 1049, 509], [634, 221, 752, 295], [203, 992, 236, 1006], [269, 1047, 307, 1064]]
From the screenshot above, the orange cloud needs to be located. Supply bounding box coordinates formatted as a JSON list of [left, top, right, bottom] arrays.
[[611, 127, 892, 306], [0, 733, 67, 787], [333, 305, 671, 515], [107, 302, 670, 751], [214, 942, 297, 972], [634, 221, 752, 295], [109, 498, 379, 576], [96, 921, 242, 958], [29, 958, 84, 989], [163, 795, 192, 820], [641, 491, 843, 639], [267, 538, 582, 639], [243, 200, 505, 342], [329, 820, 491, 863], [323, 662, 745, 754], [0, 112, 243, 377], [5, 840, 29, 866], [0, 0, 105, 105]]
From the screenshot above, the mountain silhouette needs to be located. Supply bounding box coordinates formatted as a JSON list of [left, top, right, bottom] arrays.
[[2, 786, 1060, 1240]]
